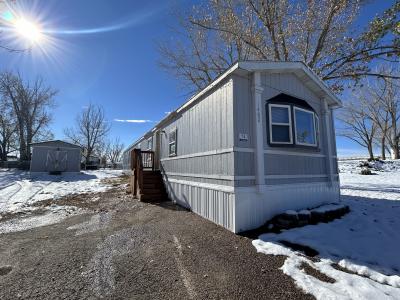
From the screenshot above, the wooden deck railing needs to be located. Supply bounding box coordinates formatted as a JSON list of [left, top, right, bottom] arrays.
[[131, 149, 154, 197]]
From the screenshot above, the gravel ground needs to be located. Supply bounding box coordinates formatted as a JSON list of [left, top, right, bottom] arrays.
[[0, 177, 314, 300]]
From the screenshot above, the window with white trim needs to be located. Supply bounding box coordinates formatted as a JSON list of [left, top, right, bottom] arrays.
[[168, 129, 177, 156], [294, 107, 317, 146], [147, 136, 153, 150], [269, 104, 292, 144]]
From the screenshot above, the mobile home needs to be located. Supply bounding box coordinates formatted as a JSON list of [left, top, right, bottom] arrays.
[[123, 61, 341, 233]]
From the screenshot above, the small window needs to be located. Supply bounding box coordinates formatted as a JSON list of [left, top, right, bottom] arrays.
[[269, 104, 292, 144], [168, 129, 177, 156], [147, 137, 153, 150], [294, 107, 317, 146]]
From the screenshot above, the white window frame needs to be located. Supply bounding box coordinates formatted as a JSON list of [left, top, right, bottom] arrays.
[[146, 136, 153, 150], [293, 107, 317, 147], [269, 104, 293, 144], [168, 128, 177, 157]]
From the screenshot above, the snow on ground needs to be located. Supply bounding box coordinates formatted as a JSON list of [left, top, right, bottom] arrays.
[[0, 205, 81, 234], [0, 169, 123, 233], [0, 169, 122, 215], [340, 159, 400, 201], [253, 159, 400, 299]]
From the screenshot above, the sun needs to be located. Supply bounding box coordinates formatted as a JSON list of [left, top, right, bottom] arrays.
[[14, 18, 42, 43]]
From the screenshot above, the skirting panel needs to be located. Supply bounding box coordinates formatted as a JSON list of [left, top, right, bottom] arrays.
[[163, 178, 236, 232], [234, 182, 340, 233]]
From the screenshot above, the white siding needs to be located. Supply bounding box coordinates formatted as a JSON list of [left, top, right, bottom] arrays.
[[235, 182, 340, 232], [164, 178, 236, 232]]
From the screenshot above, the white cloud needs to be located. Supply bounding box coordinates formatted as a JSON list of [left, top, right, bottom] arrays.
[[113, 119, 152, 123]]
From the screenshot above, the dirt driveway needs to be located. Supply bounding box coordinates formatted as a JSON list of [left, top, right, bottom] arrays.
[[0, 177, 313, 300]]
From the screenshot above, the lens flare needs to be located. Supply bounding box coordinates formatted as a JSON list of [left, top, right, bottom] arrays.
[[14, 18, 42, 43]]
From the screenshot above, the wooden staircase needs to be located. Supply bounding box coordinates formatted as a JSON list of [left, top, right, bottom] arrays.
[[130, 149, 168, 202], [139, 170, 168, 201]]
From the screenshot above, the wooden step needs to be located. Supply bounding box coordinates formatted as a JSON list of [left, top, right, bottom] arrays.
[[142, 171, 162, 176], [143, 183, 165, 189], [141, 188, 166, 195], [139, 193, 168, 202], [143, 174, 163, 179], [143, 176, 163, 182], [143, 180, 164, 185], [133, 169, 168, 202]]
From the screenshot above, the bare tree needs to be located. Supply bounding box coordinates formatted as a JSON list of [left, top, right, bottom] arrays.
[[0, 72, 57, 161], [337, 98, 377, 160], [0, 97, 18, 161], [378, 77, 400, 159], [64, 104, 111, 166], [105, 137, 124, 168], [159, 0, 400, 92], [357, 82, 389, 159]]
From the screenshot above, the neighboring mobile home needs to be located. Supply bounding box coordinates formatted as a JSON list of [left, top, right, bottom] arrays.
[[30, 140, 82, 173], [123, 61, 341, 233]]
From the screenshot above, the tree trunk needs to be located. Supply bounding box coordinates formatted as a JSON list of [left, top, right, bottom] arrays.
[[26, 129, 33, 161], [381, 136, 386, 160], [0, 145, 5, 161], [368, 143, 374, 161], [393, 143, 400, 159], [19, 131, 27, 161]]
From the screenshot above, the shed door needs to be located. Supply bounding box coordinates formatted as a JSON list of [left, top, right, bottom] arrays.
[[46, 150, 68, 172]]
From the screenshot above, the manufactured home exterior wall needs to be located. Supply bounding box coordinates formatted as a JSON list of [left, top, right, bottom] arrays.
[[231, 72, 340, 232], [30, 142, 81, 172], [159, 79, 236, 230], [157, 79, 234, 182], [122, 68, 340, 233], [232, 72, 338, 185], [125, 78, 237, 231]]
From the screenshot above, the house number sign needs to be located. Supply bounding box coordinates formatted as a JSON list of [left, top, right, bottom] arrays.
[[239, 133, 248, 141]]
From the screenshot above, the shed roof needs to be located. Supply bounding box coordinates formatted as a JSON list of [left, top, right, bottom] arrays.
[[124, 60, 342, 152], [30, 140, 82, 149]]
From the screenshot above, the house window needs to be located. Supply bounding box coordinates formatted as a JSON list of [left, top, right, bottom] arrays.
[[168, 129, 177, 156], [269, 104, 292, 144], [294, 107, 317, 146], [147, 137, 153, 150]]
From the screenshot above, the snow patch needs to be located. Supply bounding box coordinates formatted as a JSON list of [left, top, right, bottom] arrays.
[[253, 159, 400, 299], [0, 206, 81, 234], [0, 169, 122, 215], [0, 169, 123, 234], [68, 212, 112, 236], [253, 240, 400, 299], [82, 228, 140, 297]]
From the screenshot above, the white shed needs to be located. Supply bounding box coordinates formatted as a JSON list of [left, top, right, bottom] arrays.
[[30, 140, 82, 173]]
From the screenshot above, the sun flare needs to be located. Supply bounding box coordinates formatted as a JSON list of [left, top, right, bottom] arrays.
[[14, 18, 42, 43]]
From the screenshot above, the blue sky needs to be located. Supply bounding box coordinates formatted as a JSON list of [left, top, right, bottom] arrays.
[[0, 0, 394, 158]]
